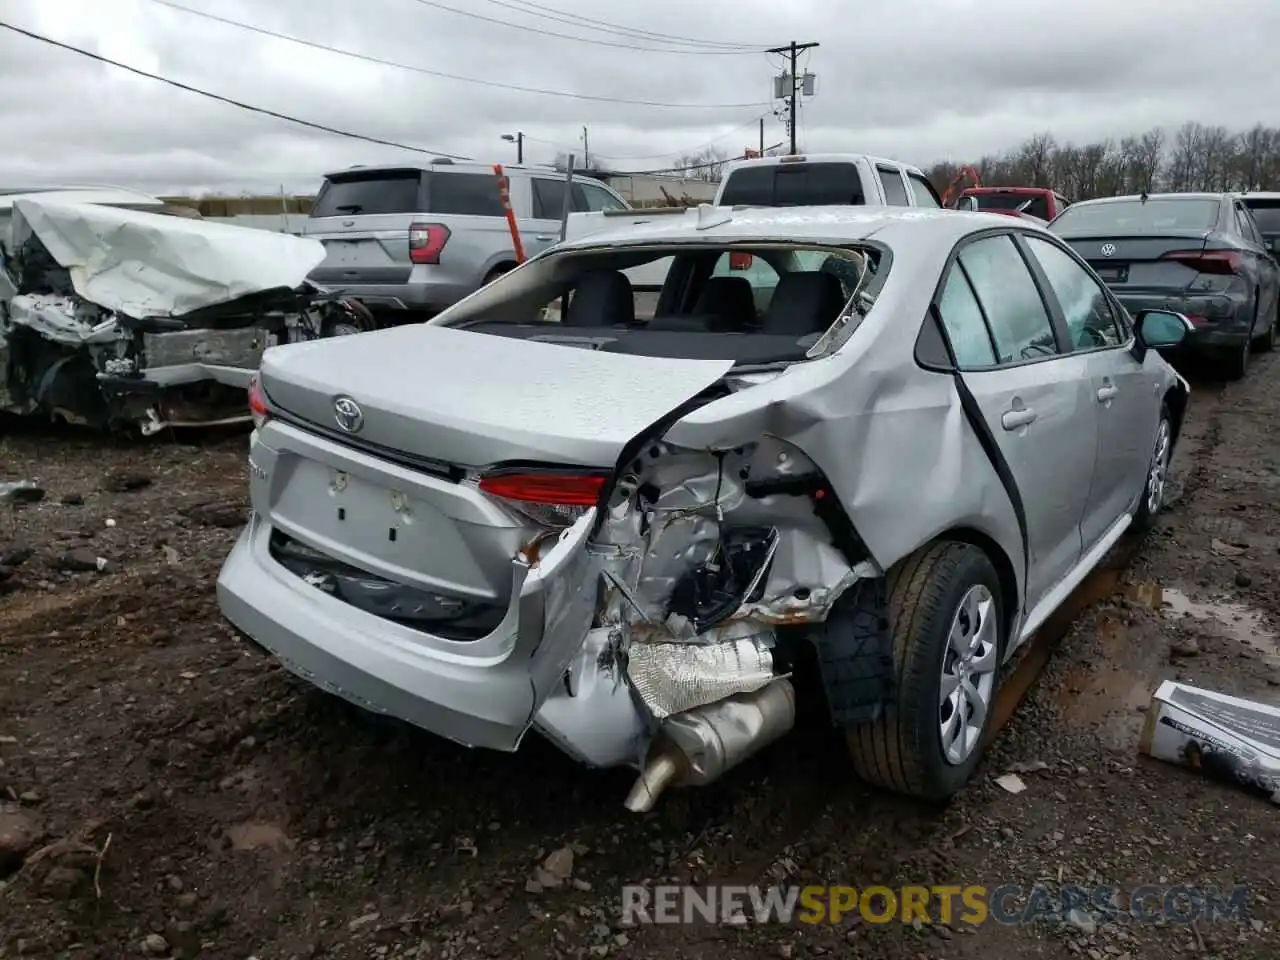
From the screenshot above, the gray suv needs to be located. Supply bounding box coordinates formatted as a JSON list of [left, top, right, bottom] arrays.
[[302, 159, 630, 315]]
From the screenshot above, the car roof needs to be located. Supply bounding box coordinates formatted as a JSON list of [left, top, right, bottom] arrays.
[[318, 161, 600, 183], [552, 204, 1034, 250], [722, 153, 928, 176], [1065, 192, 1227, 208], [1235, 191, 1280, 202]]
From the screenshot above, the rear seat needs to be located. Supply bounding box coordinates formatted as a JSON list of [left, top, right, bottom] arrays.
[[564, 270, 635, 326], [761, 272, 846, 337]]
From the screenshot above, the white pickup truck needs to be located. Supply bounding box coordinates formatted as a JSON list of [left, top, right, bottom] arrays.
[[561, 153, 943, 290]]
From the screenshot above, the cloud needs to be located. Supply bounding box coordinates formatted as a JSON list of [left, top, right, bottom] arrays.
[[0, 0, 1277, 194]]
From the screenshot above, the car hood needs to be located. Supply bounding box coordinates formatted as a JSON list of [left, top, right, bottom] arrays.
[[259, 324, 736, 468], [7, 197, 326, 319]]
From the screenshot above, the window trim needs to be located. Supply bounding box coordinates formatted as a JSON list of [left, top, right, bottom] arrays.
[[1016, 232, 1133, 358]]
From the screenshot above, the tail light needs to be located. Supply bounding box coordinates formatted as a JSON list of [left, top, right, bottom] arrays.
[[409, 223, 450, 264], [1161, 250, 1241, 276], [247, 374, 271, 430], [729, 252, 754, 270], [478, 470, 607, 529]]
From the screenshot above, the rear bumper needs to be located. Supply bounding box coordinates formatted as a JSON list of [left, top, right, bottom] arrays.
[[1114, 291, 1253, 351], [215, 509, 607, 753]]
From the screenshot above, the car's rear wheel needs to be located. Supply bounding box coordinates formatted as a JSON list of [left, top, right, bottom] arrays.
[[846, 541, 1004, 801], [1253, 300, 1278, 354], [483, 264, 515, 285], [1131, 404, 1172, 534], [1220, 335, 1250, 381]]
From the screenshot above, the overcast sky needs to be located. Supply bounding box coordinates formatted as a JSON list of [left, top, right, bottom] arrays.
[[1, 0, 1278, 196]]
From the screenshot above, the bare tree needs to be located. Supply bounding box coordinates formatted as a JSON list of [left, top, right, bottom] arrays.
[[675, 147, 729, 182]]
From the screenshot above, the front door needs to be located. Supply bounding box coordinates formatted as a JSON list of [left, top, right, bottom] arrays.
[[1019, 234, 1160, 549]]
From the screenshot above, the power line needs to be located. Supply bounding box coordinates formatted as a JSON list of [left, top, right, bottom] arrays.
[[592, 115, 770, 162], [468, 0, 763, 50], [145, 0, 770, 109], [0, 20, 472, 159], [407, 0, 761, 55]]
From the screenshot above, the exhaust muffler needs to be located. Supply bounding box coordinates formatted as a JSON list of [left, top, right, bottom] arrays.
[[623, 678, 796, 813]]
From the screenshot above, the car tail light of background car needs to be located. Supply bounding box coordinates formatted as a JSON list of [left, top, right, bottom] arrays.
[[729, 252, 754, 270], [477, 470, 608, 529], [1161, 250, 1242, 276], [409, 223, 451, 264], [247, 375, 271, 430]]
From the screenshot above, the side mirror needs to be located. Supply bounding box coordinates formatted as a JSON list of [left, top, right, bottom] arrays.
[[1135, 309, 1194, 348]]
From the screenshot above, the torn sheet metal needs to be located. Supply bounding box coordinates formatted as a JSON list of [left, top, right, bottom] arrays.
[[627, 629, 775, 719], [5, 295, 119, 346], [9, 198, 325, 319], [1139, 680, 1280, 805]]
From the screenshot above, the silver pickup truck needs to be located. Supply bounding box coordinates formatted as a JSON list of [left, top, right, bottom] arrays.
[[561, 153, 944, 298]]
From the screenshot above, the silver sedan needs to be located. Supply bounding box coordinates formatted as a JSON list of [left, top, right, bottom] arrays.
[[217, 204, 1191, 810]]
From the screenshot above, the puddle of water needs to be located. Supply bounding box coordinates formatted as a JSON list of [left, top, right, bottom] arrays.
[[1159, 587, 1280, 662], [1054, 615, 1154, 748]]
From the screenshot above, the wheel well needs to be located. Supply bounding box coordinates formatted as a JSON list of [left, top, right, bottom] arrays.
[[933, 527, 1019, 642], [1163, 383, 1189, 446], [485, 261, 517, 282]]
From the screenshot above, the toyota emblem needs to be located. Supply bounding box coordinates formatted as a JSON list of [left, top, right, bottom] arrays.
[[1100, 243, 1117, 257], [333, 396, 364, 433]]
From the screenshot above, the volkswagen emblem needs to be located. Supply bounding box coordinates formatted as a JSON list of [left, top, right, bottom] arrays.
[[1100, 243, 1117, 257], [333, 396, 364, 433]]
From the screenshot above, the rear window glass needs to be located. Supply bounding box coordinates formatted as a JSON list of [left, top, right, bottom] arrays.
[[428, 173, 505, 217], [971, 193, 1050, 220], [311, 171, 422, 217], [1051, 198, 1220, 234], [1243, 201, 1280, 234], [720, 163, 865, 207]]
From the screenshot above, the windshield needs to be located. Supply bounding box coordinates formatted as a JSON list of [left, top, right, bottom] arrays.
[[1242, 200, 1280, 235], [969, 192, 1051, 220], [1051, 198, 1220, 234], [435, 242, 884, 367]]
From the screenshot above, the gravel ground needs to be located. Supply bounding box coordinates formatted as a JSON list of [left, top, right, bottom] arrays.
[[1, 351, 1278, 960]]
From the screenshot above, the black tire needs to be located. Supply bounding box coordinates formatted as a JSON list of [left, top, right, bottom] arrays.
[[1219, 336, 1249, 381], [1131, 403, 1172, 535], [1253, 302, 1277, 354], [846, 541, 1004, 801], [483, 264, 515, 285]]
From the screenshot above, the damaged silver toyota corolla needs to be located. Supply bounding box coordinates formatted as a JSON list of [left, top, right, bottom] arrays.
[[0, 197, 373, 433], [216, 204, 1192, 810]]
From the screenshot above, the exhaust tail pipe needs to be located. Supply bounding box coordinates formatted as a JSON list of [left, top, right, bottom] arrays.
[[624, 678, 796, 813]]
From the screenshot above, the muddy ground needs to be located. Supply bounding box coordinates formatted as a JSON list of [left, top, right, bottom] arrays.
[[1, 352, 1278, 960]]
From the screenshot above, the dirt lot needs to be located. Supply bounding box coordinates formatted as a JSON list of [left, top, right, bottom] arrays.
[[1, 352, 1278, 960]]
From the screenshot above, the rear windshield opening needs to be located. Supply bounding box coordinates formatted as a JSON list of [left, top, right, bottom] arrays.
[[1051, 198, 1220, 234], [719, 163, 866, 207], [310, 169, 507, 218], [437, 242, 886, 367]]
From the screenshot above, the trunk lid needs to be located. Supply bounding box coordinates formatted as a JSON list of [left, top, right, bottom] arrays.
[[1058, 232, 1212, 290], [259, 324, 735, 468]]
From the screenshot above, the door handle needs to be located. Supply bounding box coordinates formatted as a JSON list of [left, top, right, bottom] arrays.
[[535, 234, 555, 241], [1001, 407, 1037, 430], [1096, 385, 1118, 403]]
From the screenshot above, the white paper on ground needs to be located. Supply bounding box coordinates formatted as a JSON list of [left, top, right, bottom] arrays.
[[1139, 679, 1280, 805]]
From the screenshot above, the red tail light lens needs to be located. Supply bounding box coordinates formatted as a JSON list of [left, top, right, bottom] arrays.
[[729, 252, 754, 270], [1162, 250, 1241, 276], [247, 374, 270, 429], [478, 472, 606, 506], [409, 223, 450, 264], [478, 471, 607, 529]]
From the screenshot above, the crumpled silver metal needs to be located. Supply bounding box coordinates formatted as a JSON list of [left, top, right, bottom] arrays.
[[626, 631, 775, 719]]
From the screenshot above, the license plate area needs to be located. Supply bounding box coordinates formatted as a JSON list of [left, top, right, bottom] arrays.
[[272, 458, 432, 567], [1092, 263, 1128, 283], [323, 240, 373, 266]]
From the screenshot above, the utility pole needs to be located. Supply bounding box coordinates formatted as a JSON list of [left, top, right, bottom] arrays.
[[766, 40, 818, 155], [501, 131, 523, 164], [759, 117, 764, 156], [582, 126, 589, 169]]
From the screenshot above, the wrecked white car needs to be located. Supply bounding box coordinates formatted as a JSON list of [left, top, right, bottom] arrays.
[[216, 205, 1192, 810], [0, 197, 374, 433]]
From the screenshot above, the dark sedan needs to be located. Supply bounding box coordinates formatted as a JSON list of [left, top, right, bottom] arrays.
[[1048, 193, 1280, 379]]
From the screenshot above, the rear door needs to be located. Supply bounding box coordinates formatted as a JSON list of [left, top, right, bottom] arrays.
[[1233, 202, 1280, 328], [1242, 196, 1280, 255], [934, 232, 1099, 609], [1019, 233, 1158, 549], [526, 176, 588, 257], [905, 171, 943, 208], [304, 169, 423, 288], [875, 164, 911, 206]]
